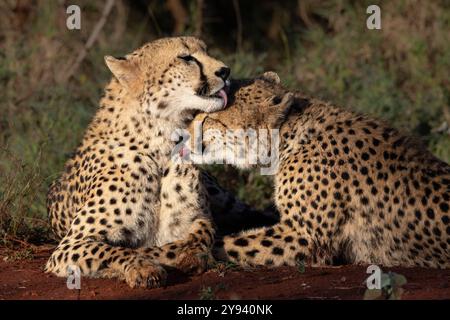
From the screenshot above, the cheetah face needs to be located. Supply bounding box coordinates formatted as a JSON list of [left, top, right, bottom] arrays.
[[186, 72, 294, 170], [105, 37, 230, 122]]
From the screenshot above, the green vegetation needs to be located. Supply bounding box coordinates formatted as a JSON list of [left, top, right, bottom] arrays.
[[0, 0, 449, 243], [198, 283, 227, 299], [199, 286, 216, 300], [296, 259, 306, 274], [211, 260, 240, 277]]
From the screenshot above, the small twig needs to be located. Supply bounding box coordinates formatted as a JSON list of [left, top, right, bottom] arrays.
[[166, 0, 187, 35], [3, 234, 36, 249], [232, 0, 243, 52], [112, 0, 128, 43], [194, 0, 204, 37], [61, 0, 116, 83], [147, 2, 162, 37], [297, 0, 313, 28]]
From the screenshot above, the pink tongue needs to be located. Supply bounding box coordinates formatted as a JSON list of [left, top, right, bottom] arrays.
[[217, 89, 228, 108]]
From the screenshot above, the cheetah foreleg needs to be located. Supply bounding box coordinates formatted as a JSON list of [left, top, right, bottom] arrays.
[[213, 224, 315, 267], [45, 235, 167, 288], [140, 218, 215, 274]]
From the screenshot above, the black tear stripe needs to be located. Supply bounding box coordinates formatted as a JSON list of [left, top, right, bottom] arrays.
[[191, 56, 209, 96]]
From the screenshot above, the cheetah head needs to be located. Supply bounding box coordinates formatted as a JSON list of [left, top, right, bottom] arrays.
[[104, 36, 230, 123], [186, 72, 294, 169]]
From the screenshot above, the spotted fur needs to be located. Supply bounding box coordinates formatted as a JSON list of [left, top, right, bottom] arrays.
[[192, 72, 450, 268]]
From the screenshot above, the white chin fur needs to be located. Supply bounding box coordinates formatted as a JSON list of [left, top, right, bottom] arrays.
[[201, 97, 225, 112], [168, 90, 225, 115]]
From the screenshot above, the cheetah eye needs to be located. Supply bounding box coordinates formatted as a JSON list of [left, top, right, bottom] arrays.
[[272, 96, 282, 105], [178, 55, 195, 62]]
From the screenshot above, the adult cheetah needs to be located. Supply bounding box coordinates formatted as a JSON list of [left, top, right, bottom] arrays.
[[188, 72, 450, 268], [45, 37, 237, 288]]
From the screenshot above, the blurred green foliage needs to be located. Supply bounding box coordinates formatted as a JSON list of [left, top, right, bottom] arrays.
[[0, 0, 449, 242]]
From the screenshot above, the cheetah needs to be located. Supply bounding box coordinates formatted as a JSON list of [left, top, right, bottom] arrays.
[[188, 72, 450, 268], [45, 37, 239, 288]]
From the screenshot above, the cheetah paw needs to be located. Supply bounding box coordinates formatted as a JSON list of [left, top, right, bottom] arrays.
[[176, 245, 215, 275], [124, 258, 167, 289]]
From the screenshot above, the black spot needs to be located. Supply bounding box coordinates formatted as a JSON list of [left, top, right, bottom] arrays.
[[355, 140, 364, 149], [272, 247, 284, 255], [265, 228, 275, 237], [245, 250, 259, 257], [261, 240, 273, 247], [441, 215, 449, 225], [426, 208, 435, 219], [372, 138, 380, 146], [360, 167, 368, 175], [85, 258, 93, 269], [284, 219, 293, 227], [234, 238, 249, 246], [433, 227, 441, 236], [298, 238, 308, 246], [415, 210, 422, 220], [334, 192, 342, 201], [157, 101, 168, 109]]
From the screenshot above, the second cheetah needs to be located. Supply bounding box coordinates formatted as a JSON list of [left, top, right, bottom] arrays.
[[189, 72, 450, 268]]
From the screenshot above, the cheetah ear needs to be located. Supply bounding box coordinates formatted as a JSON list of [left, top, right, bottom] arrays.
[[260, 71, 281, 84], [104, 56, 141, 90], [268, 92, 294, 128]]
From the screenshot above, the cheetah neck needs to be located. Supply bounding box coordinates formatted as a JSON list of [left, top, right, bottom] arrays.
[[82, 81, 191, 172]]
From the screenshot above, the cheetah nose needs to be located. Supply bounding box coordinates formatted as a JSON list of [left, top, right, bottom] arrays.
[[215, 67, 231, 81]]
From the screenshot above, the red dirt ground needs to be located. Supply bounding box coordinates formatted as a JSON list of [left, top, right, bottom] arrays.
[[1, 246, 449, 300]]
